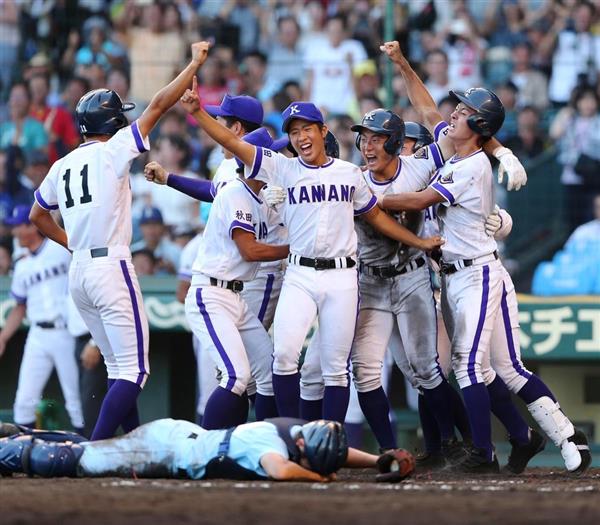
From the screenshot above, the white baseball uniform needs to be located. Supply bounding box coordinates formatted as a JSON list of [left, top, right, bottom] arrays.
[[185, 178, 275, 397], [34, 121, 150, 386], [246, 151, 377, 387], [10, 239, 84, 428]]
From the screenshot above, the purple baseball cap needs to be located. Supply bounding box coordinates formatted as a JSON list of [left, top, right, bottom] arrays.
[[235, 127, 289, 168], [4, 205, 32, 226], [281, 102, 324, 133], [205, 94, 264, 126]]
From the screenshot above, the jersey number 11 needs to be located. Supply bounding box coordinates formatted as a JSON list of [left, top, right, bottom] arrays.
[[63, 164, 93, 208]]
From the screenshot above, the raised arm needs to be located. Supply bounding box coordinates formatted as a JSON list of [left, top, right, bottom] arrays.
[[181, 76, 256, 167], [136, 41, 211, 139]]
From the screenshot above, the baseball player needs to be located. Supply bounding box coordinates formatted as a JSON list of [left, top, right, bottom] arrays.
[[181, 68, 444, 424], [378, 41, 591, 475], [0, 418, 415, 483], [0, 205, 84, 433], [29, 42, 212, 440]]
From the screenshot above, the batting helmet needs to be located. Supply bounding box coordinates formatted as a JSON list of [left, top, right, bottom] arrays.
[[404, 121, 433, 151], [351, 109, 405, 156], [448, 88, 505, 138], [75, 89, 135, 136], [300, 420, 348, 476], [286, 130, 340, 159]]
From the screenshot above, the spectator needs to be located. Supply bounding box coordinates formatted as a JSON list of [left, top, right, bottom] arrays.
[[353, 60, 380, 101], [220, 0, 261, 56], [545, 1, 600, 105], [495, 81, 519, 142], [304, 13, 367, 115], [358, 96, 382, 119], [126, 2, 186, 104], [132, 249, 157, 277], [509, 42, 549, 110], [550, 86, 600, 230], [264, 16, 304, 95], [131, 206, 181, 275], [147, 134, 201, 230], [0, 0, 20, 102], [424, 49, 451, 104], [74, 63, 107, 91], [197, 56, 229, 107], [482, 0, 528, 48], [28, 73, 79, 164], [442, 16, 485, 90], [504, 106, 546, 161], [0, 83, 48, 154], [106, 68, 143, 122], [241, 51, 268, 101], [565, 194, 600, 252], [2, 146, 30, 208], [0, 239, 11, 275], [61, 76, 90, 122], [327, 114, 361, 164]]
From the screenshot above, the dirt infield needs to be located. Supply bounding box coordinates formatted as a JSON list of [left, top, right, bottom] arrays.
[[2, 468, 599, 525]]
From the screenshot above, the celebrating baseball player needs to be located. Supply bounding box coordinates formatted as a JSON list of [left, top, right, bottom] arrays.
[[29, 41, 212, 440], [0, 419, 415, 483], [377, 41, 591, 475], [0, 205, 84, 433], [180, 55, 444, 424]]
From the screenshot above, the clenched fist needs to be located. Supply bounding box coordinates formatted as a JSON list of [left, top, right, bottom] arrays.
[[191, 41, 211, 67], [379, 41, 405, 64], [144, 161, 169, 185]]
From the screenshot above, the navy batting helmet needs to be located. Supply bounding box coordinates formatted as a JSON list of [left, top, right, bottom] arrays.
[[300, 420, 348, 476], [75, 89, 135, 136], [287, 130, 340, 159], [404, 121, 433, 151], [351, 109, 405, 156], [448, 88, 505, 138]]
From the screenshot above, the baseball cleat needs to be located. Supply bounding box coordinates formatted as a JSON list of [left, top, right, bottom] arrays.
[[452, 447, 500, 475], [415, 451, 446, 471], [503, 428, 546, 475], [441, 437, 468, 466], [563, 429, 592, 476]]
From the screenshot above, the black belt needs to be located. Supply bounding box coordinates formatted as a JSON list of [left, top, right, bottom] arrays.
[[360, 256, 426, 278], [35, 321, 59, 329], [293, 256, 356, 271], [440, 251, 499, 275], [90, 247, 108, 258], [209, 277, 244, 292]]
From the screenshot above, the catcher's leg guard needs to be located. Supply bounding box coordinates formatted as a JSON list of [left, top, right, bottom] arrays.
[[0, 436, 30, 476]]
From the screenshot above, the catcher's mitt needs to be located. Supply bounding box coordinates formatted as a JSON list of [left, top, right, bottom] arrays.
[[375, 449, 416, 483]]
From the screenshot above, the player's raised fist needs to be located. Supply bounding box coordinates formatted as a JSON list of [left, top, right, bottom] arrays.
[[144, 161, 169, 185], [180, 76, 201, 114], [419, 235, 445, 252], [379, 41, 404, 63], [191, 41, 211, 66]]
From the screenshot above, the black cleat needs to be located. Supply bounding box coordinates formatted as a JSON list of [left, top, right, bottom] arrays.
[[453, 447, 500, 475], [415, 452, 446, 471], [566, 430, 592, 476], [441, 437, 468, 466], [503, 428, 546, 475]]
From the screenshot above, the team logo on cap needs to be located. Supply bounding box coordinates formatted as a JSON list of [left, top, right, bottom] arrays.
[[290, 105, 300, 115], [364, 111, 375, 121]]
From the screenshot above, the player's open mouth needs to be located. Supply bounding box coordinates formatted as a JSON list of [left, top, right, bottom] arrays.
[[299, 143, 312, 155], [366, 155, 378, 166]]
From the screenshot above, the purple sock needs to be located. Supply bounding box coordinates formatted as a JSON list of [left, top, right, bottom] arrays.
[[517, 375, 556, 404], [323, 385, 350, 423], [357, 387, 397, 450], [272, 373, 300, 417], [418, 394, 442, 454], [448, 385, 472, 442], [344, 422, 364, 449], [255, 393, 278, 420], [487, 376, 529, 445], [91, 379, 142, 440], [461, 383, 494, 461], [121, 404, 140, 434], [422, 381, 455, 441], [300, 398, 323, 421], [202, 387, 249, 430]]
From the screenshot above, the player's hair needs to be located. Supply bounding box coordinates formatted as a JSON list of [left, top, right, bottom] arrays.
[[223, 115, 261, 134]]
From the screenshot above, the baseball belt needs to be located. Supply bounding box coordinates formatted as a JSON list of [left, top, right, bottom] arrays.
[[440, 251, 499, 275], [359, 256, 426, 278], [35, 320, 66, 329], [288, 254, 356, 271], [209, 277, 244, 292]]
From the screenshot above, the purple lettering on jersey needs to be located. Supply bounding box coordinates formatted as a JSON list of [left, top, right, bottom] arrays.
[[287, 187, 297, 204], [328, 185, 339, 201], [349, 186, 355, 201], [299, 186, 310, 203], [311, 184, 326, 202], [340, 185, 350, 201]]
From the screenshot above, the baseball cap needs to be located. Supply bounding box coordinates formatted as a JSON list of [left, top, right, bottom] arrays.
[[235, 127, 289, 168], [281, 102, 324, 133], [25, 149, 49, 167], [4, 205, 32, 226], [139, 206, 164, 225], [205, 94, 264, 126]]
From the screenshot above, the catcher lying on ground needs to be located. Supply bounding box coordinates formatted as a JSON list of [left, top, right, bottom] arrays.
[[0, 418, 415, 483]]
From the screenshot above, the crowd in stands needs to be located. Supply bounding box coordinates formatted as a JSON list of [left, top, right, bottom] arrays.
[[0, 0, 599, 291]]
